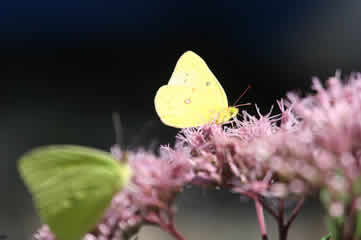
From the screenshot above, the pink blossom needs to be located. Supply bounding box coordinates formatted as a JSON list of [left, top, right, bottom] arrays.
[[33, 72, 361, 240]]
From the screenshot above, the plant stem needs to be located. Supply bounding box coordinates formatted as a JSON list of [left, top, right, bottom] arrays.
[[258, 196, 305, 240], [278, 199, 287, 240], [165, 222, 186, 240], [254, 197, 268, 240], [144, 212, 186, 240], [258, 197, 279, 220], [285, 197, 305, 229], [243, 192, 270, 240], [277, 197, 305, 240]]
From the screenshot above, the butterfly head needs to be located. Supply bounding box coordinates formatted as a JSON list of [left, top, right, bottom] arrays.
[[228, 107, 239, 119], [216, 107, 239, 124]]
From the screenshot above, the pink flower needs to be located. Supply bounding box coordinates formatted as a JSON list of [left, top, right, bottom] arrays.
[[89, 147, 193, 240], [33, 71, 361, 240]]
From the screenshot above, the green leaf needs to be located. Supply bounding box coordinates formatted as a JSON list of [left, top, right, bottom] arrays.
[[355, 210, 361, 238], [320, 188, 332, 208], [325, 215, 344, 240], [320, 233, 332, 240], [321, 189, 344, 240], [18, 145, 131, 240]]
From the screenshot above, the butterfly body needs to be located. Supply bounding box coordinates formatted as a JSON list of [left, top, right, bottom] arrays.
[[154, 51, 238, 128]]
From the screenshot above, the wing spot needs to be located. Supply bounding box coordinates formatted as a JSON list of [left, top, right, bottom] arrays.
[[184, 98, 191, 104], [206, 81, 211, 86]]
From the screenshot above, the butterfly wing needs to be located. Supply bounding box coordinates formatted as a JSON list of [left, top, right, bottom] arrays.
[[154, 85, 229, 128], [18, 145, 131, 240], [168, 51, 229, 105]]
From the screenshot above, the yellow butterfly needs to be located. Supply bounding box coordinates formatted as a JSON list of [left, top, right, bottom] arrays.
[[154, 51, 241, 128]]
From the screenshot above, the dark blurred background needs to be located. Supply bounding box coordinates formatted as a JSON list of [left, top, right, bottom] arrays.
[[2, 1, 361, 239]]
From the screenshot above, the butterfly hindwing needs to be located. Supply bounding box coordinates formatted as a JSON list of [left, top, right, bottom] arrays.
[[154, 85, 228, 128], [18, 145, 128, 240]]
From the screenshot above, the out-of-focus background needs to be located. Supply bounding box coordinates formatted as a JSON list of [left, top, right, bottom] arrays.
[[2, 1, 361, 239]]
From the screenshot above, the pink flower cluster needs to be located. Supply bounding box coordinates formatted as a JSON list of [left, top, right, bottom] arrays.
[[34, 72, 361, 240]]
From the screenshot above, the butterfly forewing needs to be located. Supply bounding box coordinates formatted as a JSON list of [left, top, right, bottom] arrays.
[[168, 51, 229, 106]]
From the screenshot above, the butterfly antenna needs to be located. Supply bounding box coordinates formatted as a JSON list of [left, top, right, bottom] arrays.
[[232, 84, 252, 106], [112, 112, 123, 150], [234, 102, 252, 108]]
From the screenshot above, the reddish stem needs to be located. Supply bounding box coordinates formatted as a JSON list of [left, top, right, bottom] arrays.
[[164, 222, 186, 240], [278, 197, 305, 240], [254, 197, 268, 240], [145, 210, 186, 240], [243, 192, 269, 240], [278, 199, 287, 240], [258, 197, 279, 220], [285, 197, 305, 229], [256, 196, 305, 240]]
